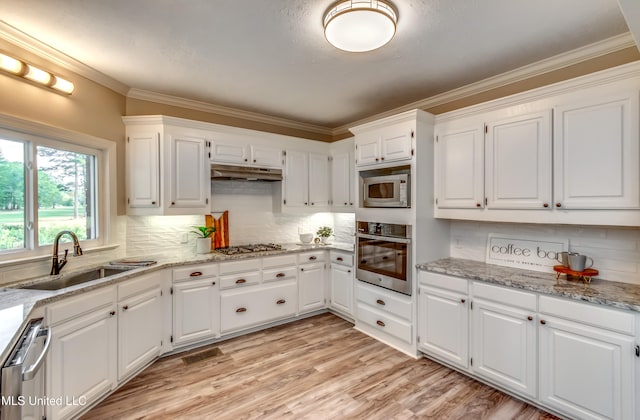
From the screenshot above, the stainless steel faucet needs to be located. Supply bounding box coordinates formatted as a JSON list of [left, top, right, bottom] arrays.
[[50, 230, 83, 275]]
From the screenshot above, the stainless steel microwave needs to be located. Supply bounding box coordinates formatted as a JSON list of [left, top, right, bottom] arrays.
[[361, 173, 410, 208]]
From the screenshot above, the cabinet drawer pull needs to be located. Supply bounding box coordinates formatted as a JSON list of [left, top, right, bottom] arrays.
[[190, 271, 203, 277], [276, 299, 286, 305], [337, 257, 343, 262], [527, 316, 533, 321], [236, 307, 247, 313], [376, 299, 385, 306], [540, 319, 546, 325], [109, 311, 116, 316], [460, 298, 466, 303], [309, 256, 317, 261], [347, 270, 351, 273], [276, 272, 286, 278], [122, 305, 129, 311], [376, 320, 385, 327], [235, 278, 246, 284]]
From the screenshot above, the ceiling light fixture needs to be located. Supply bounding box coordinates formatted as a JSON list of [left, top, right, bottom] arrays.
[[0, 52, 74, 95], [323, 0, 398, 53]]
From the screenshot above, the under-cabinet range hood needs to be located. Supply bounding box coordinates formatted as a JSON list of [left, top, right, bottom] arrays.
[[210, 164, 283, 181]]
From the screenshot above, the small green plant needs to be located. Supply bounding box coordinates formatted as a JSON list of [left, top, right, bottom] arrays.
[[191, 226, 216, 238], [316, 226, 333, 238]]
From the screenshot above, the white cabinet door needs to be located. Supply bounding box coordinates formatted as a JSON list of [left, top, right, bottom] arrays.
[[283, 149, 309, 208], [308, 153, 330, 207], [251, 145, 282, 168], [299, 263, 326, 313], [418, 286, 469, 369], [471, 298, 537, 399], [47, 306, 117, 420], [330, 264, 353, 316], [485, 111, 552, 209], [539, 315, 636, 420], [554, 90, 640, 209], [211, 141, 248, 164], [355, 133, 380, 166], [172, 278, 220, 346], [435, 123, 484, 209], [127, 131, 160, 208], [331, 151, 354, 208], [169, 133, 209, 210], [380, 123, 413, 163], [118, 287, 163, 381]]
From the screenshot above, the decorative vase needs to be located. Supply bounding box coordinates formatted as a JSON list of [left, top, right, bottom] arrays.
[[196, 237, 212, 254], [321, 236, 329, 244]]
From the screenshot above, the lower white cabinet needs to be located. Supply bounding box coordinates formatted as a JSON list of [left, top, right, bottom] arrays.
[[418, 272, 469, 369], [298, 262, 326, 313], [46, 287, 118, 420], [172, 277, 220, 346], [330, 264, 353, 316], [117, 273, 164, 381], [356, 281, 413, 346], [538, 296, 637, 420]]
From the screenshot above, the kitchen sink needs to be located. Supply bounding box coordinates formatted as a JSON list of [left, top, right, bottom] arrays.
[[19, 266, 136, 291]]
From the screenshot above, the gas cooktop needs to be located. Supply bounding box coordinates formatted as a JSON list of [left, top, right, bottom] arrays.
[[214, 243, 283, 255]]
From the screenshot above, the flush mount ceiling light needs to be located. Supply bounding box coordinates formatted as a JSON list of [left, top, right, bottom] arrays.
[[323, 0, 397, 52], [0, 52, 75, 94]]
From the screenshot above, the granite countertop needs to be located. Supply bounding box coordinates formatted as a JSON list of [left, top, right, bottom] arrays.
[[417, 257, 640, 313], [0, 243, 354, 365]]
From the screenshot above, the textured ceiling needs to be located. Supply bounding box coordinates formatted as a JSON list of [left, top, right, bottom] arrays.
[[0, 0, 631, 128]]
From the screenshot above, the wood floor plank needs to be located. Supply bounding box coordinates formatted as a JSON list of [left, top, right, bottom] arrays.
[[83, 313, 557, 420]]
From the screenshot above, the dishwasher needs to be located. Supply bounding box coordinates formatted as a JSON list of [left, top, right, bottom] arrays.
[[1, 318, 51, 420]]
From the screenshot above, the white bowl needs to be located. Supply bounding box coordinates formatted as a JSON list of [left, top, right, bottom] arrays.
[[299, 233, 313, 243]]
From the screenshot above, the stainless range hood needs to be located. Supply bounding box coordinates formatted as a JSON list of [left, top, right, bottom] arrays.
[[210, 164, 283, 181]]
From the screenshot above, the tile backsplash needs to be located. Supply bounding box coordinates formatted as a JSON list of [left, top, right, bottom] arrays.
[[450, 221, 640, 285]]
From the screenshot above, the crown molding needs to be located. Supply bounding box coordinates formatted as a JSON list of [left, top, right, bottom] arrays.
[[127, 88, 333, 136], [334, 32, 637, 136], [0, 20, 130, 95]]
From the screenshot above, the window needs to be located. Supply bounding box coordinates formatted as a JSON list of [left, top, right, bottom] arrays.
[[0, 128, 104, 257]]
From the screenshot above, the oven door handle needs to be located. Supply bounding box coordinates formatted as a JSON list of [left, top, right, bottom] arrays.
[[22, 326, 51, 382], [356, 233, 411, 244]]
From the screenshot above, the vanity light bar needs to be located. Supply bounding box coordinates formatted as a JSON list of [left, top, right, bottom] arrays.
[[0, 52, 74, 95]]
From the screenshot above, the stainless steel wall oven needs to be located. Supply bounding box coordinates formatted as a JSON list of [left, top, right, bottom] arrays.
[[356, 221, 412, 295]]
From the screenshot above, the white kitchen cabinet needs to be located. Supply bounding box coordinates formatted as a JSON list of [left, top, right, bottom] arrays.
[[172, 266, 220, 346], [553, 87, 640, 209], [117, 273, 164, 381], [331, 151, 355, 209], [329, 251, 354, 317], [538, 296, 637, 420], [354, 120, 414, 166], [417, 272, 469, 369], [298, 262, 326, 313], [282, 150, 330, 209], [211, 134, 282, 168], [485, 110, 552, 209], [435, 121, 484, 209], [356, 281, 413, 347], [124, 116, 211, 216], [46, 287, 117, 420], [471, 283, 537, 399]]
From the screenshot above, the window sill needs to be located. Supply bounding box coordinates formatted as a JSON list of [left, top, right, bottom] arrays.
[[0, 244, 120, 269]]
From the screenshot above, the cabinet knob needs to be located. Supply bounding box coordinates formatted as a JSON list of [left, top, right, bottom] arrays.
[[244, 158, 248, 162], [300, 268, 304, 272], [304, 202, 308, 205], [235, 278, 246, 284], [375, 158, 379, 162], [276, 272, 286, 278], [543, 203, 549, 208], [311, 202, 315, 205], [555, 203, 562, 208], [171, 201, 175, 206], [212, 281, 216, 286], [276, 299, 286, 305], [309, 256, 317, 261], [122, 305, 129, 311], [376, 299, 386, 306], [253, 159, 256, 163], [476, 203, 481, 208], [349, 202, 353, 206], [380, 157, 385, 161], [337, 257, 343, 262], [527, 316, 533, 321], [460, 298, 466, 303], [540, 319, 546, 325], [151, 201, 156, 205], [236, 307, 247, 313], [190, 271, 203, 277], [109, 311, 116, 316], [347, 270, 351, 273], [376, 320, 386, 327]]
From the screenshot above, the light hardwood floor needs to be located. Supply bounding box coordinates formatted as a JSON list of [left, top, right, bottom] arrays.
[[83, 313, 557, 419]]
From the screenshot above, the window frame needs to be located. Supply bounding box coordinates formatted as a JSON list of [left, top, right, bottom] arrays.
[[0, 114, 115, 262]]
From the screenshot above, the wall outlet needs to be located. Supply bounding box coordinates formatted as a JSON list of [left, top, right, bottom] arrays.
[[180, 233, 189, 244]]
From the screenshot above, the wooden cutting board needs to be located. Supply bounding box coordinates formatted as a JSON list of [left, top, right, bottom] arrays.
[[205, 211, 229, 249]]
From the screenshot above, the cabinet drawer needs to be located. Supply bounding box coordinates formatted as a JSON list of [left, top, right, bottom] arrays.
[[330, 251, 353, 267], [263, 266, 297, 283], [263, 254, 297, 269], [220, 259, 261, 275], [298, 251, 326, 264], [418, 271, 468, 294], [220, 281, 297, 333], [220, 271, 261, 289], [472, 282, 536, 311], [357, 303, 412, 343], [539, 295, 635, 336], [118, 271, 164, 300], [47, 286, 116, 326], [357, 282, 412, 320], [173, 264, 218, 282]]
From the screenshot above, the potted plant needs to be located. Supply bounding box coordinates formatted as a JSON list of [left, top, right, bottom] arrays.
[[192, 226, 216, 254], [316, 226, 333, 244]]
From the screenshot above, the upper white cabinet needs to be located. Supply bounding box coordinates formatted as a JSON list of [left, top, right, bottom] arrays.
[[331, 151, 355, 209], [354, 120, 414, 166], [211, 132, 282, 168], [435, 120, 484, 209], [124, 116, 211, 216], [485, 110, 552, 209], [553, 87, 640, 209], [282, 150, 330, 209]]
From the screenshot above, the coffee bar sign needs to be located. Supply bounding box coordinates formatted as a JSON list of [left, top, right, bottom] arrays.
[[486, 234, 569, 273]]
